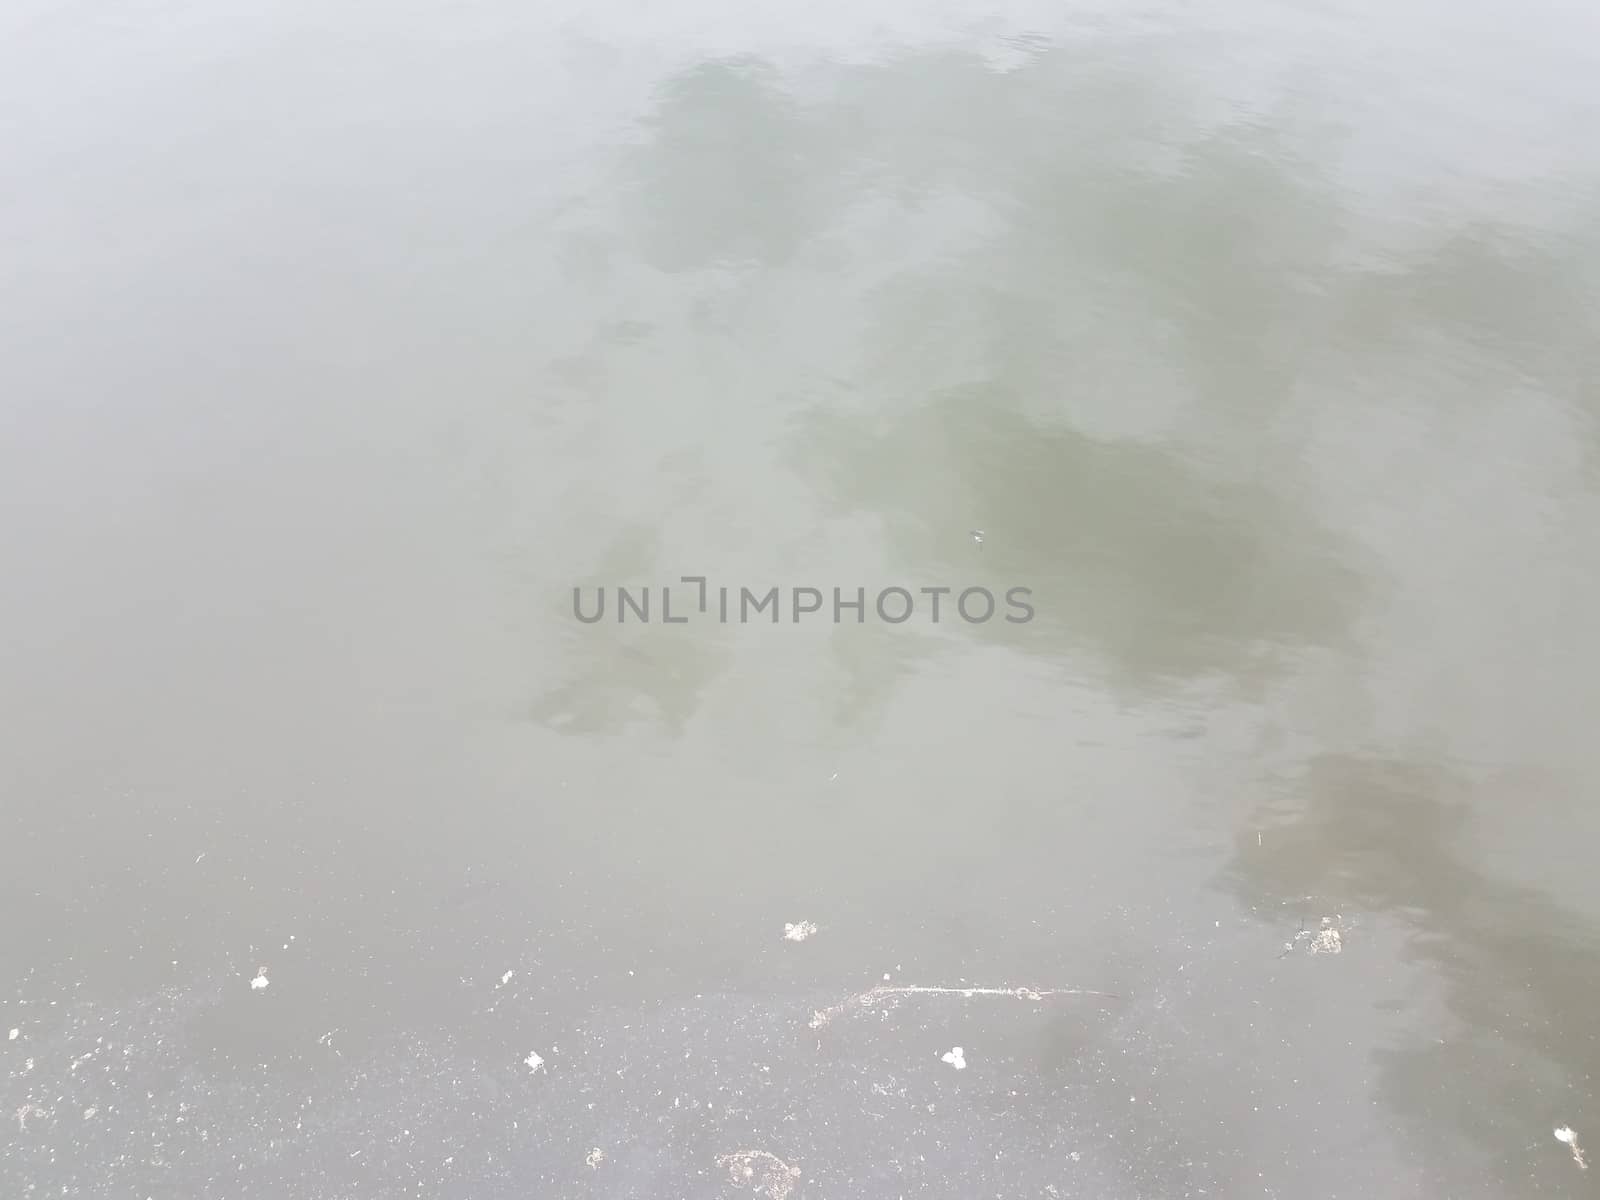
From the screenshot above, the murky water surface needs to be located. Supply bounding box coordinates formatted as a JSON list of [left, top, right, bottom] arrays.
[[4, 1, 1600, 1195]]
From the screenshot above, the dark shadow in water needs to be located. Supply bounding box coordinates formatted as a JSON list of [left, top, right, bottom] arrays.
[[531, 522, 730, 737], [1336, 220, 1600, 386], [548, 42, 1598, 733], [624, 56, 863, 273], [823, 620, 949, 732], [1219, 754, 1600, 1192], [1334, 214, 1600, 496], [812, 45, 1356, 417], [794, 387, 1365, 693], [785, 53, 1378, 704], [614, 46, 1376, 717], [532, 617, 729, 738]]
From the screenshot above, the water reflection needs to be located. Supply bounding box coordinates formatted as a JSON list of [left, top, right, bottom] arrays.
[[543, 37, 1599, 740], [532, 524, 730, 736], [534, 44, 1379, 740], [794, 389, 1364, 687], [1222, 755, 1600, 1192], [1336, 221, 1600, 385], [627, 57, 857, 272]]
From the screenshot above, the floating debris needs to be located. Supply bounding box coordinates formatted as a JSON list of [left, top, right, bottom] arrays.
[[715, 1149, 801, 1199], [810, 983, 1121, 1029], [1280, 916, 1345, 957], [940, 1046, 967, 1070], [970, 529, 985, 546], [249, 969, 270, 991], [7, 1028, 16, 1041], [782, 921, 818, 943], [1555, 1126, 1588, 1169], [524, 1050, 546, 1074], [585, 1147, 606, 1168]]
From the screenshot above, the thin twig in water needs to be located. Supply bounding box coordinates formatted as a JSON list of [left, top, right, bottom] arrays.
[[1277, 916, 1307, 958], [1555, 1126, 1588, 1170], [810, 983, 1122, 1030]]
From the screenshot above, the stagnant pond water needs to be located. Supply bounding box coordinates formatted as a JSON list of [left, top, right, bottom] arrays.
[[4, 0, 1600, 1196]]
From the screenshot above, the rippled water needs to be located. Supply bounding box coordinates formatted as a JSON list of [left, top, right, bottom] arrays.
[[4, 1, 1600, 1196]]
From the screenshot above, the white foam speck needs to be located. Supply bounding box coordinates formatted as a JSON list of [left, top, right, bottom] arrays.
[[941, 1046, 967, 1070], [524, 1050, 545, 1073], [250, 972, 269, 991]]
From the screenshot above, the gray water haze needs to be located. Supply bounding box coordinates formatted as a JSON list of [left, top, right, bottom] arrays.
[[4, 0, 1600, 1196]]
